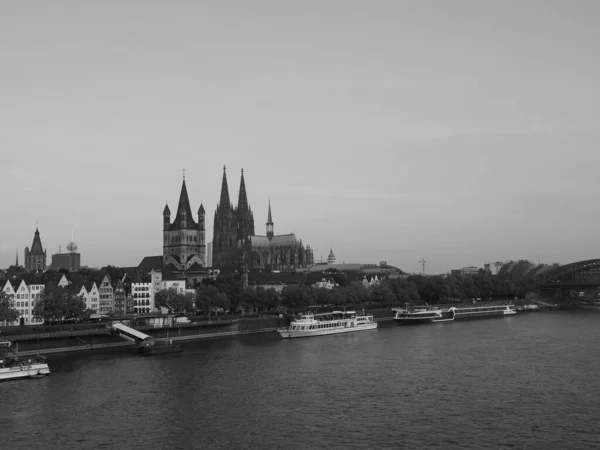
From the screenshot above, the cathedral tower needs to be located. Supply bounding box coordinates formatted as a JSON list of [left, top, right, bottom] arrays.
[[212, 166, 239, 269]]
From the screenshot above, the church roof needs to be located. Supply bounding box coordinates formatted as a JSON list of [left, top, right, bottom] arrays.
[[163, 203, 171, 215], [187, 262, 205, 272], [249, 234, 299, 247], [138, 256, 164, 271], [30, 228, 45, 254], [171, 179, 197, 230], [198, 203, 205, 214]]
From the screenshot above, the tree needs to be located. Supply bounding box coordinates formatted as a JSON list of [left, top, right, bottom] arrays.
[[0, 291, 19, 324], [154, 287, 195, 314], [195, 285, 229, 318], [33, 285, 86, 323]]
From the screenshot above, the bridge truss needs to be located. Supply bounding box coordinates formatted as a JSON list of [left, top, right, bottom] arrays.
[[535, 259, 600, 286]]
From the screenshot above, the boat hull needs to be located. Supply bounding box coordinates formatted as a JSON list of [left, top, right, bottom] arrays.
[[434, 307, 516, 322], [394, 317, 437, 325], [0, 363, 50, 381], [278, 323, 377, 339]]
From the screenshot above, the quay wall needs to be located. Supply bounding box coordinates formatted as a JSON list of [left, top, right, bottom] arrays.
[[10, 309, 396, 357]]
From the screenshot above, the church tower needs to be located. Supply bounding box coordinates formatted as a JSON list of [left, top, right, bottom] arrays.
[[24, 226, 47, 273], [212, 166, 238, 270], [236, 169, 255, 240], [162, 172, 206, 274]]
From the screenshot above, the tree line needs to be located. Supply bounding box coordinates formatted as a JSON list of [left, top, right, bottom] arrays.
[[0, 270, 540, 323]]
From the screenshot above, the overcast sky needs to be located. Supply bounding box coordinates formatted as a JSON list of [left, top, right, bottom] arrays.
[[1, 0, 599, 274]]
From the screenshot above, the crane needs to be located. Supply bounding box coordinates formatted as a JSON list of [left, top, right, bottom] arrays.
[[418, 257, 426, 275]]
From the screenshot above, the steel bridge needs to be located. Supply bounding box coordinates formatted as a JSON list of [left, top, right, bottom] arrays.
[[535, 258, 600, 289]]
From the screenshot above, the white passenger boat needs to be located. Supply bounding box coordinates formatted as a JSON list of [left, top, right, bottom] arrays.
[[278, 310, 377, 339], [0, 340, 50, 382]]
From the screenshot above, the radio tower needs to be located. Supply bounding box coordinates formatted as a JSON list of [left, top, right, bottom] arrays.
[[418, 257, 426, 275]]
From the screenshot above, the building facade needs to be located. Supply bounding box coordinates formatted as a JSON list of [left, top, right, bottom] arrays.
[[24, 227, 47, 273], [97, 274, 114, 314], [50, 251, 81, 271], [213, 168, 313, 271]]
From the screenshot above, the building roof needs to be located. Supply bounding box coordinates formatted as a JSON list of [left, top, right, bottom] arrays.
[[170, 179, 198, 230], [187, 262, 206, 272], [29, 227, 45, 254], [249, 234, 299, 247], [138, 256, 164, 271]]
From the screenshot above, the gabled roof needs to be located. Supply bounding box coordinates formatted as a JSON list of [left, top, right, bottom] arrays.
[[138, 256, 164, 271], [21, 273, 45, 285], [187, 262, 205, 272]]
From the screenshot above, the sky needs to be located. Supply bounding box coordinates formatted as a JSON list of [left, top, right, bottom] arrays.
[[1, 0, 600, 274]]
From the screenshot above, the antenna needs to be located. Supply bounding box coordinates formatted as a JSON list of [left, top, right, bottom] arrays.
[[418, 257, 426, 275]]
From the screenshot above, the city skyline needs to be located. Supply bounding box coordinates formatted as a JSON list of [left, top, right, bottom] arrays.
[[2, 1, 600, 274]]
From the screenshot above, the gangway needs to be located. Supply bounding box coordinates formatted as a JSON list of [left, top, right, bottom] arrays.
[[112, 323, 151, 343]]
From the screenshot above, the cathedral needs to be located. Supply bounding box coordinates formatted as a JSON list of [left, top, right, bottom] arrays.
[[162, 175, 206, 278], [24, 227, 47, 273], [212, 167, 313, 272]]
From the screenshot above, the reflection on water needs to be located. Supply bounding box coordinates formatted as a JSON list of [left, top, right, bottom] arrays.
[[2, 311, 600, 449]]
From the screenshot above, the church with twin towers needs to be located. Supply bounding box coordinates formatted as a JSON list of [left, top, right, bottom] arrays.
[[162, 167, 313, 277]]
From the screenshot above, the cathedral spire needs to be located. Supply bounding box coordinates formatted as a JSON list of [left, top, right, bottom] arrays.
[[219, 165, 231, 210], [266, 199, 274, 240], [16, 250, 18, 267], [238, 168, 248, 212]]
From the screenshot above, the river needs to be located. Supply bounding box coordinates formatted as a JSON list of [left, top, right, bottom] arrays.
[[2, 309, 600, 449]]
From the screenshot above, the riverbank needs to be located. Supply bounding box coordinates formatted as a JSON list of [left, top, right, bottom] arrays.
[[6, 309, 396, 356]]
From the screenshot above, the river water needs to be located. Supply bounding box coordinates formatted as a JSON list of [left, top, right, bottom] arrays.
[[2, 310, 600, 449]]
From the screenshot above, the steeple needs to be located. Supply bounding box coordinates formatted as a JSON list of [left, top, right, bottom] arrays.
[[30, 227, 44, 254], [219, 165, 231, 210], [16, 251, 18, 267], [238, 168, 248, 212], [172, 177, 196, 229], [163, 202, 171, 231], [266, 199, 274, 240]]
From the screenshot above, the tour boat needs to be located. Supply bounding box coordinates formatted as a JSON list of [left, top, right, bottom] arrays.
[[0, 340, 50, 381], [278, 310, 377, 339], [516, 303, 540, 312], [139, 338, 182, 356], [393, 304, 443, 324], [434, 304, 517, 322]]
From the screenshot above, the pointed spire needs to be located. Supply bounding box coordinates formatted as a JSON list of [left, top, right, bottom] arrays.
[[219, 165, 231, 210], [267, 199, 273, 223], [198, 203, 205, 214], [266, 199, 274, 239], [30, 227, 44, 254], [16, 250, 18, 267], [163, 202, 171, 216], [173, 177, 196, 229], [238, 168, 248, 211]]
